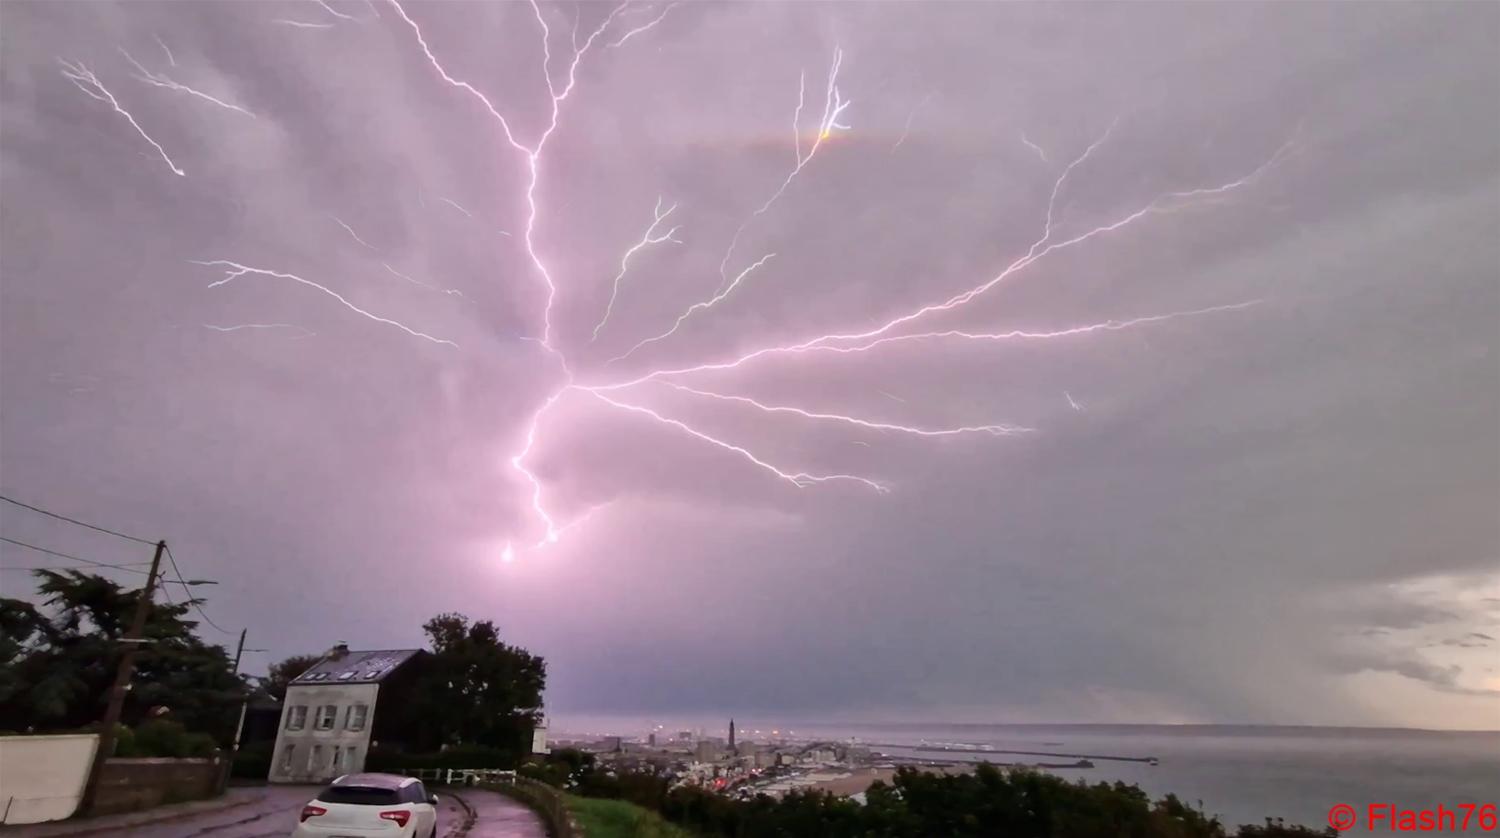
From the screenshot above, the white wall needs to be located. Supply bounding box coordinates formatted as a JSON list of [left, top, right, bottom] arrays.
[[269, 682, 379, 783], [0, 733, 99, 824]]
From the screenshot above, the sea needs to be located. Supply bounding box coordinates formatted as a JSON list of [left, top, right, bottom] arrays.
[[558, 720, 1500, 833], [794, 723, 1500, 834]]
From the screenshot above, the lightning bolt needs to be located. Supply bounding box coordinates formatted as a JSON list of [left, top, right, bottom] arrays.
[[332, 215, 377, 250], [593, 134, 1289, 392], [193, 260, 457, 347], [120, 48, 255, 117], [204, 323, 316, 338], [164, 4, 1283, 561], [438, 197, 474, 218], [58, 59, 185, 176], [654, 381, 1033, 438], [153, 34, 176, 67], [1065, 391, 1083, 411], [607, 253, 775, 364], [1021, 133, 1048, 163], [273, 19, 336, 30], [716, 48, 849, 292], [586, 389, 887, 493], [591, 196, 682, 341], [314, 0, 358, 22], [383, 262, 467, 298]]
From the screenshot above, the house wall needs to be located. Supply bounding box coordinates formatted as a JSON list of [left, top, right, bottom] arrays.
[[268, 682, 378, 783], [0, 734, 97, 824]]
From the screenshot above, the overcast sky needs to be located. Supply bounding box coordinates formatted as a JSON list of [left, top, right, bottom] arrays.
[[2, 1, 1496, 731]]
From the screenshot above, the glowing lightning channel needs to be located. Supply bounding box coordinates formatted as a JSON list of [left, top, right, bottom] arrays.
[[655, 381, 1033, 438], [592, 136, 1290, 391], [608, 252, 775, 363], [382, 262, 467, 298], [332, 215, 377, 249], [792, 301, 1265, 357], [439, 197, 474, 218], [1021, 133, 1048, 163], [591, 196, 682, 341], [58, 59, 185, 177], [607, 3, 677, 48], [273, 19, 336, 29], [314, 0, 358, 21], [153, 34, 175, 67], [715, 48, 849, 293], [120, 49, 255, 118], [193, 260, 457, 346], [392, 0, 678, 549], [204, 323, 315, 338], [1065, 391, 1083, 411], [585, 389, 887, 493]]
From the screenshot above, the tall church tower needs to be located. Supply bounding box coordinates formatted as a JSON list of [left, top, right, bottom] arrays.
[[729, 718, 736, 749]]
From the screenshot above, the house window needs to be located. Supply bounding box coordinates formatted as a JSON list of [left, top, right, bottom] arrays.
[[309, 744, 323, 771], [344, 703, 369, 732], [330, 747, 342, 773], [315, 705, 338, 730], [286, 706, 307, 731], [280, 744, 295, 772]]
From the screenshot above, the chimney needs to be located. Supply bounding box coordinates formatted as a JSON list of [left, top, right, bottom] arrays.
[[330, 641, 349, 658]]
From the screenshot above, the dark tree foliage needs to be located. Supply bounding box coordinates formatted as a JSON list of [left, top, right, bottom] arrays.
[[558, 762, 1339, 838], [402, 612, 546, 754], [258, 653, 324, 702], [0, 570, 245, 738]]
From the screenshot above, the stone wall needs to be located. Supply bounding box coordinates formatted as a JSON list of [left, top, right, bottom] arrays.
[[90, 757, 224, 816]]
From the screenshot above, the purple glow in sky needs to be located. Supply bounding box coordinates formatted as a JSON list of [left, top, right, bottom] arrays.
[[1, 1, 1497, 730]]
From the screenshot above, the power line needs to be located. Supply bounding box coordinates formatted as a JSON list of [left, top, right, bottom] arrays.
[[0, 535, 154, 574], [163, 544, 231, 634], [0, 495, 156, 546]]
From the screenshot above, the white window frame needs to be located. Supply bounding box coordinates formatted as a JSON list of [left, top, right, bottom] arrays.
[[314, 704, 338, 731], [286, 705, 307, 731], [344, 703, 369, 732], [280, 744, 295, 771]]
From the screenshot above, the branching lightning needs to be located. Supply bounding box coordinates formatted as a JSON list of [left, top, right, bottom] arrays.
[[120, 48, 255, 117], [58, 59, 185, 176], [591, 196, 682, 341], [193, 260, 457, 346], [205, 323, 315, 338], [171, 3, 1283, 561], [153, 34, 176, 67]]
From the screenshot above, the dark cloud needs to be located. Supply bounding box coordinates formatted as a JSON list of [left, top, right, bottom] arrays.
[[2, 1, 1497, 728]]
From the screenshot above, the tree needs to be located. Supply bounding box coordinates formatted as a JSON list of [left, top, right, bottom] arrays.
[[260, 653, 324, 702], [405, 612, 546, 753], [0, 570, 245, 738]]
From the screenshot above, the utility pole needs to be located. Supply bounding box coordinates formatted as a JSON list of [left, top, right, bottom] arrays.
[[79, 539, 165, 815]]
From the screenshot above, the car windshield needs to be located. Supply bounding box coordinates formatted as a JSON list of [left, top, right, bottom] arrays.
[[317, 785, 402, 806]]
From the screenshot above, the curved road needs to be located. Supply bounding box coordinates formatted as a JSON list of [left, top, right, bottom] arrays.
[[6, 786, 544, 838]]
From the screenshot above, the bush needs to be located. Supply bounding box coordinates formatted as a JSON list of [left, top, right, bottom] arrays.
[[115, 719, 218, 758], [232, 741, 273, 779]]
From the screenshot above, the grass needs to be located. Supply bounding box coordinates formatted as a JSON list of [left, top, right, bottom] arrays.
[[563, 794, 695, 838]]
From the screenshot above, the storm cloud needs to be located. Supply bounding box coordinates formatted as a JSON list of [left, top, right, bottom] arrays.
[[1, 1, 1496, 729]]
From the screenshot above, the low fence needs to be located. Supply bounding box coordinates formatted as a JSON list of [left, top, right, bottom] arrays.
[[399, 767, 516, 787], [0, 734, 98, 824]]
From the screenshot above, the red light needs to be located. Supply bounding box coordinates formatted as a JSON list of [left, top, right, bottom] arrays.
[[380, 810, 412, 827], [299, 805, 326, 822]]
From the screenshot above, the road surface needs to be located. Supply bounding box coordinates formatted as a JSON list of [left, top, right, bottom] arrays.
[[4, 786, 544, 838]]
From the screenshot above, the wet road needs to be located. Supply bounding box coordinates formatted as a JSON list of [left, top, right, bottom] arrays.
[[6, 786, 543, 838]]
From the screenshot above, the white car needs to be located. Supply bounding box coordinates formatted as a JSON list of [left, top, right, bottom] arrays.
[[292, 773, 440, 838]]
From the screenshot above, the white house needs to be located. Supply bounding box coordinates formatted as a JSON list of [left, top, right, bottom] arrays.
[[268, 646, 424, 783]]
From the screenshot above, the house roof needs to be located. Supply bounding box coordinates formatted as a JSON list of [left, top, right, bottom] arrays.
[[291, 649, 422, 686]]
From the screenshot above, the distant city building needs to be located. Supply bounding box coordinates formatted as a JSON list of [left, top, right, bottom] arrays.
[[695, 739, 723, 764], [269, 645, 425, 784], [647, 732, 657, 747], [601, 736, 622, 752], [729, 718, 736, 750]]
